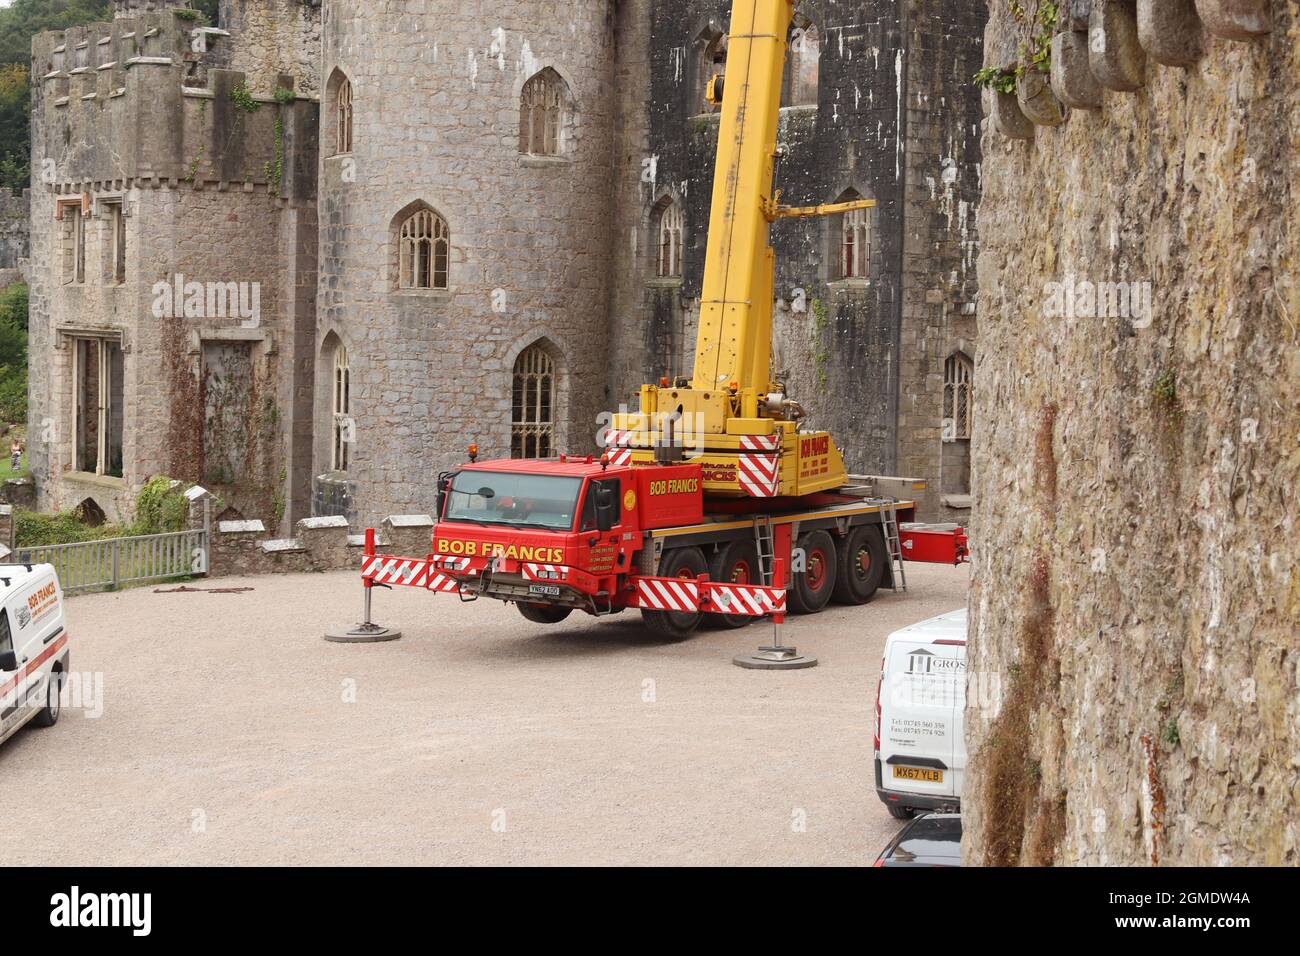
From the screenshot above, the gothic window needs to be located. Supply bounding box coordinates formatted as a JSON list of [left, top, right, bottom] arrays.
[[398, 208, 449, 290], [520, 69, 569, 157], [943, 353, 974, 441], [332, 344, 351, 471], [511, 345, 555, 459], [335, 76, 353, 155], [74, 337, 124, 477], [788, 18, 820, 106], [657, 200, 683, 279], [831, 189, 871, 281], [700, 31, 728, 113]]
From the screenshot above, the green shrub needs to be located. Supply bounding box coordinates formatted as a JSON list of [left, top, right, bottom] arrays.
[[14, 510, 127, 548], [131, 476, 192, 535]]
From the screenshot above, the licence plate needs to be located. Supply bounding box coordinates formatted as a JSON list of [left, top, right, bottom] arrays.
[[528, 584, 562, 597], [892, 765, 943, 784]]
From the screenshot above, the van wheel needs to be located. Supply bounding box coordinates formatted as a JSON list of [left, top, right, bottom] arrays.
[[833, 525, 887, 605], [641, 547, 707, 639], [789, 530, 837, 614], [886, 803, 915, 820], [518, 603, 573, 625], [707, 541, 761, 629], [32, 668, 62, 728]]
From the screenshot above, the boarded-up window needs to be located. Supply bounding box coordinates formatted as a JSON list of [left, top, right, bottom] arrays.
[[788, 20, 820, 106], [201, 341, 255, 486], [511, 345, 555, 459]]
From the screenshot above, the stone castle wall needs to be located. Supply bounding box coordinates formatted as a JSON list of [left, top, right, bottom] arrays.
[[316, 1, 618, 527], [26, 9, 319, 530], [606, 0, 985, 521], [964, 0, 1299, 865]]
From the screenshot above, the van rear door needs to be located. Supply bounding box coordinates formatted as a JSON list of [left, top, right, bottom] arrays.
[[880, 636, 964, 800]]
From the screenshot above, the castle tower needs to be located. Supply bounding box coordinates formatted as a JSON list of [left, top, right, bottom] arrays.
[[314, 1, 617, 524], [26, 6, 321, 530]]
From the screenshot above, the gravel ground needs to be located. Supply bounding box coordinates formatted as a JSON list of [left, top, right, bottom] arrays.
[[1, 562, 969, 866]]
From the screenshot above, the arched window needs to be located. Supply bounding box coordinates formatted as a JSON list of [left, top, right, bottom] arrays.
[[520, 69, 569, 157], [943, 353, 974, 441], [332, 344, 352, 471], [398, 208, 449, 290], [788, 18, 820, 106], [335, 76, 353, 155], [831, 189, 871, 281], [700, 31, 728, 113], [657, 201, 683, 278], [511, 345, 556, 459]]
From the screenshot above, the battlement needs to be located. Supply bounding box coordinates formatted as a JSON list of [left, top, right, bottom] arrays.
[[31, 9, 317, 200]]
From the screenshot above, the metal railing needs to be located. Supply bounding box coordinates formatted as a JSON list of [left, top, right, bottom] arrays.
[[13, 528, 209, 594]]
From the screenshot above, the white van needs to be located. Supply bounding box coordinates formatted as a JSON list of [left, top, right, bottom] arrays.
[[874, 608, 965, 819], [0, 564, 69, 747]]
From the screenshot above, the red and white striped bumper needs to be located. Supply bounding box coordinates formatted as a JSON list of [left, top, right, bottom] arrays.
[[631, 575, 786, 617], [361, 555, 463, 593], [738, 434, 781, 497]]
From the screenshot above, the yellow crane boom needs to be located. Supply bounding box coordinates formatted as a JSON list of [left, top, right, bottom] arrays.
[[610, 0, 873, 499]]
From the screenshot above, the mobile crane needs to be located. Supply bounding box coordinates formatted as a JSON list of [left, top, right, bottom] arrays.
[[352, 0, 968, 639]]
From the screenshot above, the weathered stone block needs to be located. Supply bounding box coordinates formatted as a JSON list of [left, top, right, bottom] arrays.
[[992, 90, 1035, 140], [1017, 69, 1068, 126], [382, 515, 435, 557], [1052, 31, 1103, 109], [1192, 0, 1271, 40], [1089, 1, 1147, 92], [296, 514, 350, 570], [1138, 0, 1204, 66]]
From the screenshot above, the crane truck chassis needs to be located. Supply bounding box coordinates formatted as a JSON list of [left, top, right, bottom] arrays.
[[350, 0, 971, 639], [357, 456, 968, 639]]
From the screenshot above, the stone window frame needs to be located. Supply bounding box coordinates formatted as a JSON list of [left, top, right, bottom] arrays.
[[336, 76, 353, 156], [511, 342, 559, 459], [68, 333, 125, 480], [825, 186, 877, 289], [331, 343, 352, 472], [390, 201, 451, 294], [692, 22, 729, 118], [97, 194, 128, 286], [55, 196, 87, 286], [784, 9, 820, 109], [943, 351, 974, 442], [519, 67, 576, 163], [655, 197, 684, 280]]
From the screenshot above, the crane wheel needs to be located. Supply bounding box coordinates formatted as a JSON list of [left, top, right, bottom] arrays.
[[789, 530, 837, 615], [706, 541, 762, 629], [517, 603, 574, 625], [832, 525, 887, 605], [640, 546, 707, 639]]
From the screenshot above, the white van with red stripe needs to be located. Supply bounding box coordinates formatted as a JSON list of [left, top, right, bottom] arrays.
[[874, 608, 965, 819], [0, 564, 69, 747]]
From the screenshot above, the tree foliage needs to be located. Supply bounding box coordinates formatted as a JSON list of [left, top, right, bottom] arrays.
[[0, 1, 112, 191]]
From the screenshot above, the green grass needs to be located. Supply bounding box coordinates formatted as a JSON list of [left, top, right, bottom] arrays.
[[0, 452, 28, 482]]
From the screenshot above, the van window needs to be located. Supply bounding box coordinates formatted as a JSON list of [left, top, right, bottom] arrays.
[[0, 609, 11, 657]]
